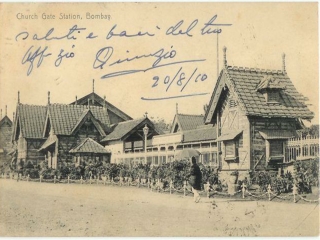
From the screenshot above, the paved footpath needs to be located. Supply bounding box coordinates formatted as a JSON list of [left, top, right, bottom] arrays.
[[0, 179, 319, 237]]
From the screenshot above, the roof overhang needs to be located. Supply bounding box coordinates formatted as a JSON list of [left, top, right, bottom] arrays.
[[217, 130, 243, 141], [259, 130, 298, 140]]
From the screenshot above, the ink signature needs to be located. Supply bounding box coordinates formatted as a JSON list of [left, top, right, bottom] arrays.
[[21, 46, 52, 76]]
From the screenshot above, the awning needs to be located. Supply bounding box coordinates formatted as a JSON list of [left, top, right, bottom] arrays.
[[217, 130, 243, 141], [38, 135, 58, 151], [259, 130, 298, 140]]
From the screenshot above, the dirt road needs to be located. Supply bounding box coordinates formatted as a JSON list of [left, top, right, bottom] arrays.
[[0, 179, 318, 237]]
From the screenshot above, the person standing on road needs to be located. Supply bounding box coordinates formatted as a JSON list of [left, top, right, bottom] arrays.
[[189, 157, 202, 203]]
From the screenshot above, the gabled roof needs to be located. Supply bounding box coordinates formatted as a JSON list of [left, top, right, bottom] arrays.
[[101, 117, 160, 142], [183, 125, 217, 143], [69, 138, 110, 154], [13, 104, 47, 139], [171, 114, 204, 133], [38, 135, 58, 151], [70, 92, 132, 121], [205, 66, 314, 123], [0, 116, 12, 127], [47, 104, 110, 136], [70, 109, 106, 136]]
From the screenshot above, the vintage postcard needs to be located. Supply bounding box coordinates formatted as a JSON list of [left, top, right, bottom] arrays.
[[0, 2, 319, 237]]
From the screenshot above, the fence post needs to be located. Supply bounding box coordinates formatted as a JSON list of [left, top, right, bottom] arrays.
[[80, 176, 83, 184], [242, 183, 246, 199], [207, 181, 210, 199], [170, 180, 172, 194], [54, 175, 56, 184], [68, 175, 70, 184], [104, 177, 106, 185], [293, 184, 297, 203], [111, 177, 114, 186], [184, 180, 186, 197], [27, 174, 29, 182], [90, 176, 92, 184], [96, 176, 99, 185], [148, 178, 150, 189], [267, 184, 271, 201], [40, 175, 42, 183]]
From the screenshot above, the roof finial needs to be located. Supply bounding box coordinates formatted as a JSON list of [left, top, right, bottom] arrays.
[[92, 79, 95, 93], [0, 109, 2, 119], [5, 105, 7, 116], [223, 46, 227, 67], [145, 112, 148, 118], [18, 91, 20, 104], [176, 103, 178, 114], [103, 95, 106, 108], [13, 112, 15, 123], [48, 91, 50, 105], [75, 95, 78, 105], [282, 53, 286, 74]]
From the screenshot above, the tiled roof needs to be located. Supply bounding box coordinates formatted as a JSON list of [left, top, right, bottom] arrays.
[[102, 117, 160, 142], [16, 104, 47, 138], [205, 66, 314, 122], [102, 118, 146, 142], [183, 126, 217, 143], [69, 138, 110, 154], [70, 92, 132, 121], [175, 114, 204, 132], [48, 104, 110, 135]]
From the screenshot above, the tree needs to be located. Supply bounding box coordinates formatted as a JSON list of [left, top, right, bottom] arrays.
[[297, 124, 319, 138], [150, 117, 171, 133]]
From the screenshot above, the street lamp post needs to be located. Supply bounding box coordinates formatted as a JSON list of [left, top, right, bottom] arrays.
[[143, 124, 149, 164]]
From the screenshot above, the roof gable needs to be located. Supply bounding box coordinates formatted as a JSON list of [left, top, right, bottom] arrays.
[[205, 66, 314, 123], [48, 104, 110, 135], [0, 116, 12, 127], [70, 92, 132, 122], [14, 104, 47, 139], [71, 109, 106, 137]]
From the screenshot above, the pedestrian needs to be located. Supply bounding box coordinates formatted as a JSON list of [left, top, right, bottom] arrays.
[[189, 157, 202, 203]]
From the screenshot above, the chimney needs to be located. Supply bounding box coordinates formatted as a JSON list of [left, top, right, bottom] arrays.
[[48, 91, 50, 105], [92, 79, 95, 93], [282, 53, 286, 74], [18, 91, 20, 104], [223, 46, 227, 68], [145, 112, 148, 118]]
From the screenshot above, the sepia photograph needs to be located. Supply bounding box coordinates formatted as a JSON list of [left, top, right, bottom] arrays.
[[0, 2, 319, 237]]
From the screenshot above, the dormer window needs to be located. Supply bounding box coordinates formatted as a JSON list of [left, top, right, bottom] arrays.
[[256, 76, 285, 104]]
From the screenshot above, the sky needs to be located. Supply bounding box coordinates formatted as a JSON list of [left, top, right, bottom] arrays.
[[0, 2, 318, 125]]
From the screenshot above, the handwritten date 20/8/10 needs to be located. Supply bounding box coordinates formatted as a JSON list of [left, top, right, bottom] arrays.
[[152, 67, 207, 92]]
